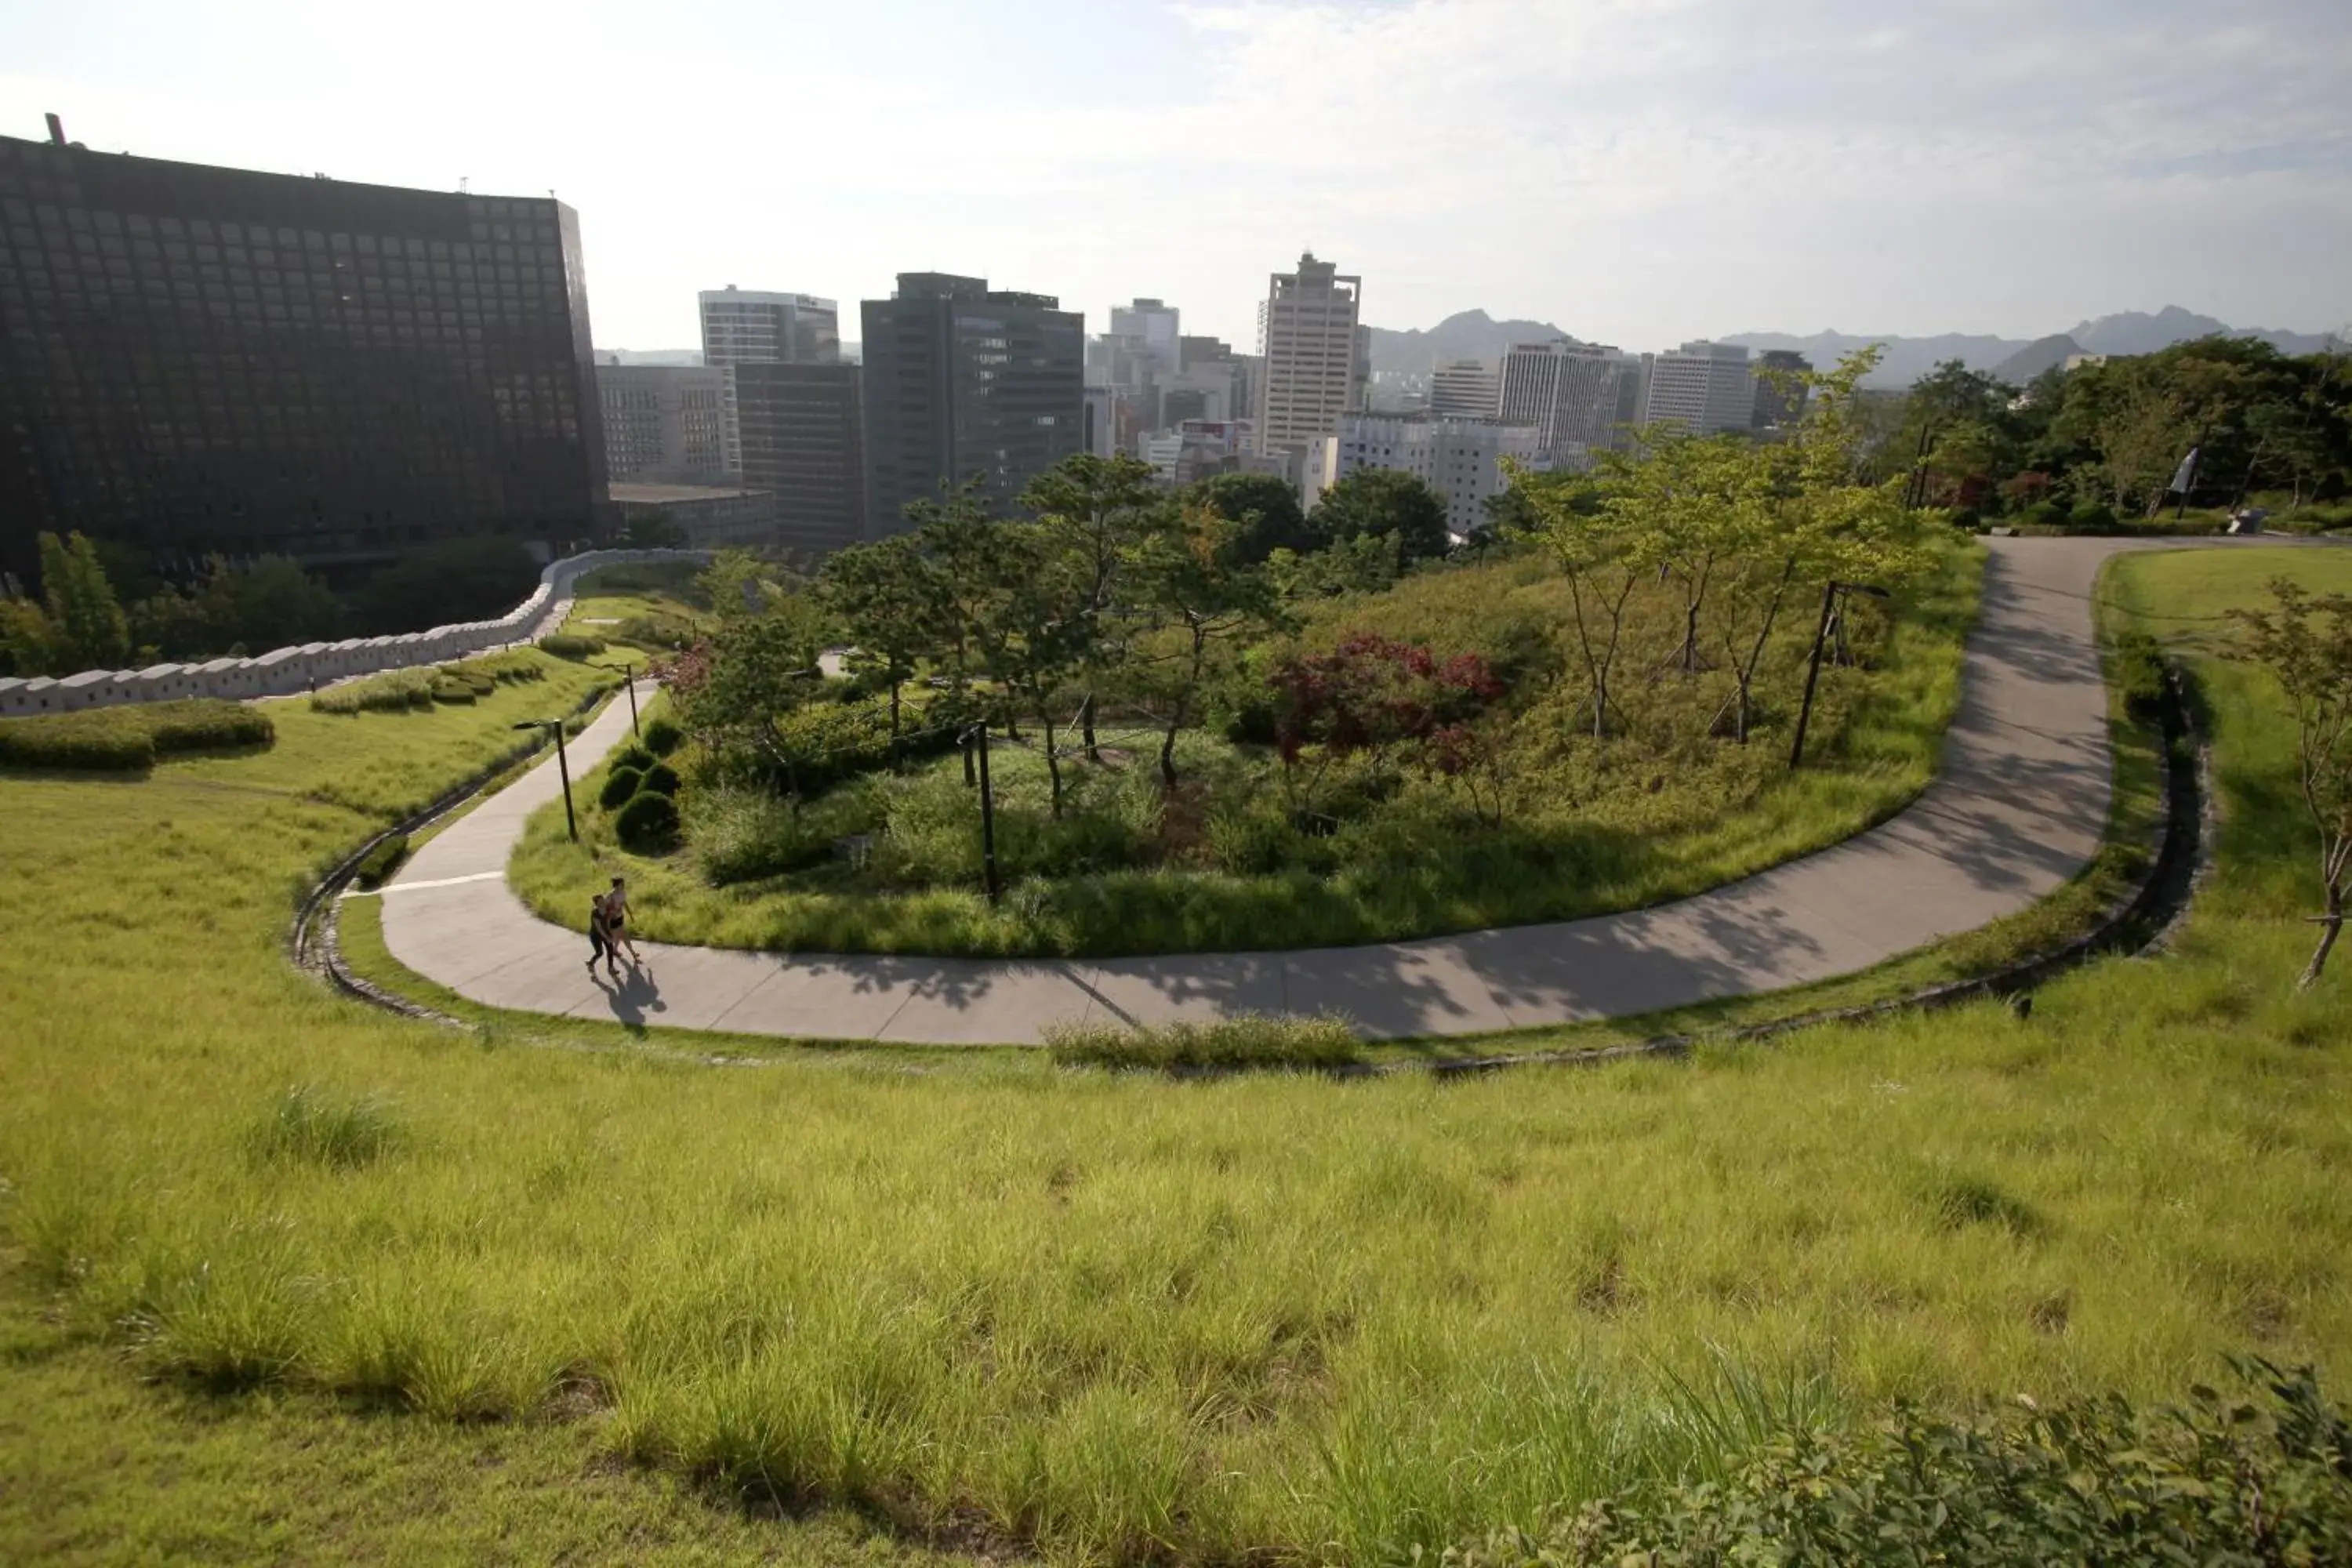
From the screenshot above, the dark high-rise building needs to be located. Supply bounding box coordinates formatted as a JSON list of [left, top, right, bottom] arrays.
[[731, 362, 865, 555], [859, 271, 1083, 536], [1752, 349, 1812, 429], [0, 128, 608, 586]]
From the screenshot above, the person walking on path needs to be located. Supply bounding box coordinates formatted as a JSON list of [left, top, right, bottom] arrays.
[[585, 888, 619, 978], [603, 876, 644, 968]]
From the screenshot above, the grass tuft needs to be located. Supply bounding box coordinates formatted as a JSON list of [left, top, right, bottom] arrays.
[[1046, 1012, 1363, 1072], [244, 1085, 405, 1169]]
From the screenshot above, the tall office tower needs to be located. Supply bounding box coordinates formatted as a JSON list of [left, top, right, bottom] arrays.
[[1498, 340, 1636, 458], [1428, 359, 1501, 419], [596, 364, 735, 485], [1301, 416, 1545, 539], [697, 287, 840, 367], [1751, 348, 1812, 429], [1256, 251, 1363, 456], [1640, 340, 1756, 435], [0, 128, 608, 584], [1180, 336, 1258, 423], [1108, 297, 1181, 379], [858, 272, 1083, 535], [730, 362, 865, 554]]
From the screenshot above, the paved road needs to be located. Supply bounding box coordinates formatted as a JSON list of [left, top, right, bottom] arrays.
[[379, 538, 2138, 1046]]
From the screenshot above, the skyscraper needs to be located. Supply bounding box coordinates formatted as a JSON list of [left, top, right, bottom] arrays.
[[1256, 252, 1363, 456], [730, 362, 865, 555], [858, 272, 1083, 535], [1640, 341, 1756, 435], [0, 128, 608, 583], [1497, 340, 1638, 459], [1428, 359, 1501, 419], [596, 364, 734, 485], [697, 287, 840, 367], [1106, 297, 1181, 380]]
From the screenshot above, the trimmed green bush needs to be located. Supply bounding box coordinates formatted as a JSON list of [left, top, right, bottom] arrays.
[[609, 742, 657, 776], [2111, 629, 2169, 722], [639, 760, 681, 799], [311, 668, 435, 713], [0, 719, 153, 771], [539, 632, 604, 660], [0, 699, 274, 772], [2069, 500, 2122, 534], [427, 677, 477, 705], [641, 716, 683, 757], [613, 788, 681, 853], [1046, 1013, 1361, 1073], [1430, 1361, 2352, 1568], [598, 766, 645, 810], [354, 833, 409, 889]]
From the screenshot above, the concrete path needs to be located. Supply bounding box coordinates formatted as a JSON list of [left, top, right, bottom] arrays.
[[379, 538, 2142, 1046]]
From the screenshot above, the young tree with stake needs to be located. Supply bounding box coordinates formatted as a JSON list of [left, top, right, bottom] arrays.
[[2234, 579, 2352, 988]]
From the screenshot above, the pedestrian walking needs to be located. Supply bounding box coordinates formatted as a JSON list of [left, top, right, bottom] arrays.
[[585, 888, 619, 978], [603, 876, 643, 967]]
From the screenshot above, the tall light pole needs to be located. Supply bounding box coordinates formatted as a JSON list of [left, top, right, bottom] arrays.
[[513, 719, 578, 841], [1789, 582, 1891, 771], [619, 661, 640, 736]]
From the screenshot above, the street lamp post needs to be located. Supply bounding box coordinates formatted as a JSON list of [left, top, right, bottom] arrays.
[[620, 662, 640, 736], [514, 718, 578, 841], [1789, 582, 1892, 771]]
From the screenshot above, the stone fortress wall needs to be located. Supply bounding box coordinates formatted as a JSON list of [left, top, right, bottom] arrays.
[[0, 549, 707, 717]]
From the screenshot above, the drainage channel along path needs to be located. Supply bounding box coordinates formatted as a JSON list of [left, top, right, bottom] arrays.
[[379, 537, 2175, 1047]]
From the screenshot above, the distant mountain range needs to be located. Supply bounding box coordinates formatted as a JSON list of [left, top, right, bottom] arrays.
[[1364, 306, 2343, 389], [1363, 310, 1573, 379], [1721, 307, 2343, 388]]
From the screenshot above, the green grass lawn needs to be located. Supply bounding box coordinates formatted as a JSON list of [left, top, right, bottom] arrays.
[[3, 545, 2349, 1563], [510, 541, 1985, 958]]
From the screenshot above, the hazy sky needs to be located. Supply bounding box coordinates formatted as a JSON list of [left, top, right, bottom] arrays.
[[5, 0, 2347, 352]]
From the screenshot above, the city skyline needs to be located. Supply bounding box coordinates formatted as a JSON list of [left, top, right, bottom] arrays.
[[5, 0, 2346, 358]]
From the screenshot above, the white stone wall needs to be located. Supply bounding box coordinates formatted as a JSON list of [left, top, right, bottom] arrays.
[[0, 548, 706, 717]]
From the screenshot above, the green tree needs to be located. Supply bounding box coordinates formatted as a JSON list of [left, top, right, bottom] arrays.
[[1020, 453, 1168, 760], [621, 509, 691, 550], [1518, 467, 1650, 739], [5, 532, 133, 673], [815, 533, 946, 735], [230, 556, 343, 649], [1123, 501, 1285, 789], [695, 548, 797, 622], [1188, 470, 1316, 564], [671, 611, 824, 793], [2233, 579, 2352, 988], [355, 537, 538, 635], [1309, 469, 1452, 564]]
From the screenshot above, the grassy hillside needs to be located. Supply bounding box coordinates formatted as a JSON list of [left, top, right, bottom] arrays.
[[1, 546, 2347, 1562]]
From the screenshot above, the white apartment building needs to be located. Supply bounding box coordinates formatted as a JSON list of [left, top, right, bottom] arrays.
[[1257, 252, 1364, 455], [1428, 359, 1501, 419], [1640, 340, 1755, 435], [1107, 297, 1182, 380], [698, 286, 841, 367], [1497, 340, 1641, 457], [1302, 416, 1545, 540], [596, 364, 738, 485]]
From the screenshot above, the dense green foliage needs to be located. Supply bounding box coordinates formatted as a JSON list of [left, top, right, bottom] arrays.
[[310, 650, 546, 715], [1309, 467, 1454, 561], [641, 715, 682, 756], [351, 537, 540, 636], [1885, 337, 2350, 524], [0, 698, 274, 772], [598, 765, 646, 810], [1047, 1014, 1363, 1072], [353, 833, 409, 889], [1429, 1362, 2352, 1567], [0, 530, 132, 675], [612, 787, 681, 852], [539, 631, 606, 661]]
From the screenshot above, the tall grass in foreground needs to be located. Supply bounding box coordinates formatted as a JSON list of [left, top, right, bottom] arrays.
[[0, 549, 2347, 1562]]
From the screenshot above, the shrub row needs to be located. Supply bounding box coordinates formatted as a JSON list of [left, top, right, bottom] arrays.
[[2111, 629, 2170, 724], [311, 652, 546, 714], [353, 833, 409, 889], [1424, 1361, 2352, 1567], [539, 631, 605, 660], [1045, 1012, 1362, 1072], [0, 699, 274, 772]]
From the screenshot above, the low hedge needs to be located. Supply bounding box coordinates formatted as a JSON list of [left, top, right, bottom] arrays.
[[0, 699, 274, 772], [599, 765, 646, 810], [540, 632, 605, 660], [1426, 1359, 2352, 1567], [1045, 1013, 1362, 1073], [354, 833, 409, 889], [614, 789, 681, 853]]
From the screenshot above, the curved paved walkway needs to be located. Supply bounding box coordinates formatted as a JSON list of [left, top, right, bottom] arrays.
[[380, 538, 2147, 1045]]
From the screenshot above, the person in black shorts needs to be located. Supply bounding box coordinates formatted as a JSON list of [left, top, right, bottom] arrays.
[[586, 889, 619, 978]]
